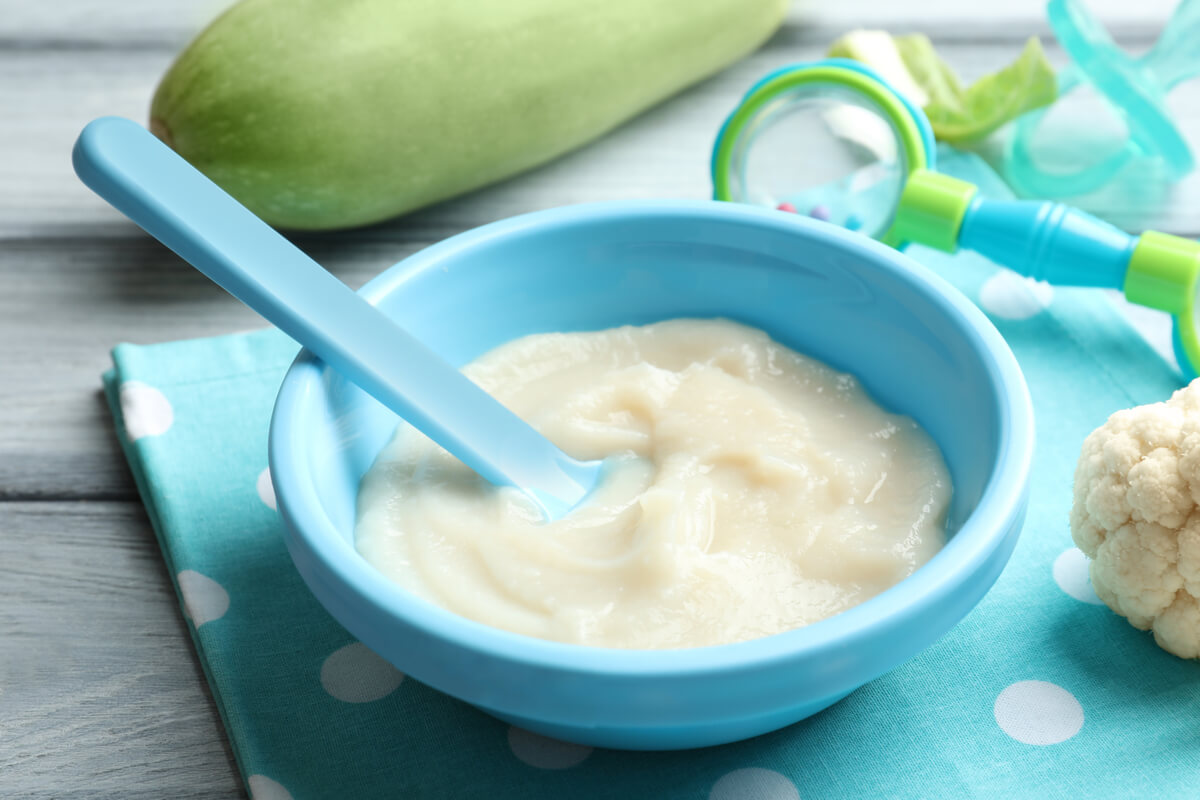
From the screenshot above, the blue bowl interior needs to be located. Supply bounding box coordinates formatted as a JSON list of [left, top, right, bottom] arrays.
[[295, 207, 1002, 557]]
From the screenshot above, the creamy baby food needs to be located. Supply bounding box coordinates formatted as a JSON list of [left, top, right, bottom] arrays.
[[355, 319, 951, 649]]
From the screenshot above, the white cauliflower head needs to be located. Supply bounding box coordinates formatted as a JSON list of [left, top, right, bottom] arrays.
[[1070, 379, 1200, 659]]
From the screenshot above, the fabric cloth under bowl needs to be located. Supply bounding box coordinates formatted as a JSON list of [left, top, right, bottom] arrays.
[[102, 151, 1200, 799]]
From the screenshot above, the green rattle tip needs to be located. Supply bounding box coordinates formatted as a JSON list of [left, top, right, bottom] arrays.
[[885, 169, 978, 252]]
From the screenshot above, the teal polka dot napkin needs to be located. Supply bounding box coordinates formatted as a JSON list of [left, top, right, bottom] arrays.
[[102, 152, 1200, 799]]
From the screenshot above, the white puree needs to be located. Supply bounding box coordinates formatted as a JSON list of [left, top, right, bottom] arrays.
[[355, 319, 951, 649]]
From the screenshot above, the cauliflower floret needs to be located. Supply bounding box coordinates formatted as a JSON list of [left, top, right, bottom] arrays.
[[1070, 380, 1200, 659]]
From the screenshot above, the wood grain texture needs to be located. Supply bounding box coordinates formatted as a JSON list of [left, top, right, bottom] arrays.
[[0, 235, 409, 500], [0, 0, 1193, 796], [0, 502, 243, 799], [0, 0, 1177, 45]]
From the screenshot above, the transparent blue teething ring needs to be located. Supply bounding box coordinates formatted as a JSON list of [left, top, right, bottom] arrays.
[[1007, 0, 1200, 197]]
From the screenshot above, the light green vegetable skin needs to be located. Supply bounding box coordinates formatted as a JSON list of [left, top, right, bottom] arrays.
[[829, 30, 1057, 145], [151, 0, 787, 230]]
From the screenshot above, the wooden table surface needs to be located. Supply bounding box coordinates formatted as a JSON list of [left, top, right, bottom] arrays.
[[1, 1, 1193, 796]]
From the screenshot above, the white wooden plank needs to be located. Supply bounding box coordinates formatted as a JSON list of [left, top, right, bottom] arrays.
[[0, 235, 408, 499], [800, 0, 1177, 36], [0, 0, 236, 46], [0, 502, 243, 798], [0, 0, 1179, 45]]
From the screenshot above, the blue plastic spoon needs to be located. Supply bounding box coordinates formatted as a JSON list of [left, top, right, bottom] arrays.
[[72, 116, 601, 519]]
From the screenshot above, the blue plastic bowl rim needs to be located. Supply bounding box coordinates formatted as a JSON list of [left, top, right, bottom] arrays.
[[269, 199, 1035, 679]]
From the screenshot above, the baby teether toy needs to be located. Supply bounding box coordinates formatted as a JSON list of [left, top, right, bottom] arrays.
[[713, 59, 1200, 377], [1006, 0, 1200, 197]]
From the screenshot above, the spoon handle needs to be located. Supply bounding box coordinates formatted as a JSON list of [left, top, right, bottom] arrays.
[[73, 117, 594, 515]]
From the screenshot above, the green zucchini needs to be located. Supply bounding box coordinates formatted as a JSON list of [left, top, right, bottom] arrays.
[[150, 0, 787, 230]]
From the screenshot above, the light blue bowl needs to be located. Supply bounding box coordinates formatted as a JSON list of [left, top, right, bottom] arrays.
[[269, 200, 1034, 750]]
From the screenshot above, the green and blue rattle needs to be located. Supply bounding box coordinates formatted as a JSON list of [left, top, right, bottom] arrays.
[[712, 58, 1200, 378]]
